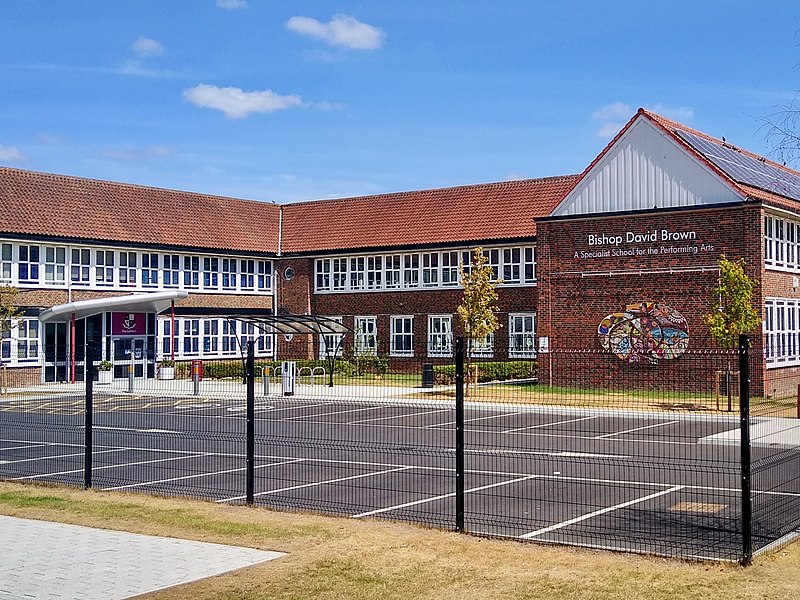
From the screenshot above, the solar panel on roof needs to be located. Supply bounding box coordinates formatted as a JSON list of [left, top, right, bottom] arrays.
[[675, 129, 800, 203]]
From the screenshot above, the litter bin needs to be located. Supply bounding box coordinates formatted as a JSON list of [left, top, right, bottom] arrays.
[[191, 359, 204, 381], [282, 360, 296, 396], [422, 363, 434, 388]]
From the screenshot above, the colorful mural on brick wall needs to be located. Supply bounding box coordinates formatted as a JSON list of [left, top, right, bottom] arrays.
[[597, 302, 689, 364]]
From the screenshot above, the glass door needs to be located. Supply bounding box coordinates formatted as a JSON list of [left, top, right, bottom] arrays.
[[113, 337, 148, 379]]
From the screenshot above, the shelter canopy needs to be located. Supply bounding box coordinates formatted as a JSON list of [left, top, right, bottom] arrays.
[[38, 291, 189, 323], [227, 314, 351, 336]]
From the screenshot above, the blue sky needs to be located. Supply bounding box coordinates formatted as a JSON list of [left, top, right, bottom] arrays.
[[1, 1, 799, 203]]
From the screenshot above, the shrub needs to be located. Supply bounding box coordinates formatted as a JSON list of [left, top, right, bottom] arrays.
[[433, 361, 537, 385], [181, 358, 355, 380]]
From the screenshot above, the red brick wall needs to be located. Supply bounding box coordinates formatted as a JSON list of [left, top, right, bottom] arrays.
[[536, 204, 761, 393]]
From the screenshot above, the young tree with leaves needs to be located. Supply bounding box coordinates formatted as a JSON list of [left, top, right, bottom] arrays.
[[457, 247, 502, 392], [705, 255, 760, 348]]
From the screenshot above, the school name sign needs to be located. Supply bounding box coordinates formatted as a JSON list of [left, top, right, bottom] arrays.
[[574, 229, 715, 260]]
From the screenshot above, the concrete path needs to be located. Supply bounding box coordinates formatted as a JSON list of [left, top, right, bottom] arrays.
[[0, 515, 284, 600], [699, 417, 800, 448]]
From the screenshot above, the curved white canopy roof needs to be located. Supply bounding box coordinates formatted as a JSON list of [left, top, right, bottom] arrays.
[[38, 291, 189, 323]]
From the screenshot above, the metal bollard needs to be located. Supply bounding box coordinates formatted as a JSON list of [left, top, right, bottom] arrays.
[[263, 371, 270, 396], [128, 363, 134, 393], [193, 370, 200, 396]]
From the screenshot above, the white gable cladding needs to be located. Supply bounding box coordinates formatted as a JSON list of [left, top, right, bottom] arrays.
[[551, 117, 743, 217]]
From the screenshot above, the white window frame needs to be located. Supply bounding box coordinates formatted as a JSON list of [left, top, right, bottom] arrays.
[[390, 315, 414, 357], [509, 313, 536, 358], [765, 298, 800, 367], [18, 244, 40, 284], [44, 246, 66, 285], [354, 316, 378, 356], [427, 315, 453, 357], [319, 316, 343, 358]]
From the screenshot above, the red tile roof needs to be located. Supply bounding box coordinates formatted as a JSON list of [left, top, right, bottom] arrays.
[[280, 176, 579, 253], [0, 166, 280, 253]]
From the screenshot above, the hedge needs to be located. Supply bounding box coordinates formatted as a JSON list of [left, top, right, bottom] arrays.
[[433, 361, 537, 385], [172, 358, 355, 380]]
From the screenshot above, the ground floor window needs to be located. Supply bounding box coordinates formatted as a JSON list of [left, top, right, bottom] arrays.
[[428, 315, 453, 357], [469, 333, 494, 358], [0, 318, 39, 366], [765, 298, 800, 367], [318, 316, 343, 358], [354, 316, 377, 355], [509, 313, 536, 358], [157, 317, 274, 361], [391, 316, 414, 356]]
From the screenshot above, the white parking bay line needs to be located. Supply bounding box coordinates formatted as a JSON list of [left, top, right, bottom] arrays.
[[285, 406, 384, 420], [0, 443, 48, 452], [216, 466, 413, 504], [593, 420, 680, 439], [520, 485, 684, 539], [11, 453, 206, 480], [502, 415, 597, 434], [426, 411, 524, 429], [352, 475, 538, 519], [349, 409, 449, 424], [0, 448, 128, 465], [102, 458, 305, 491]]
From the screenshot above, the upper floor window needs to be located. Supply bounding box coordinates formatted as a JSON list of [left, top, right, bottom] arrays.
[[183, 256, 200, 289], [163, 254, 180, 288], [142, 253, 159, 287], [257, 260, 272, 291], [95, 250, 115, 286], [765, 214, 800, 272], [221, 258, 237, 290], [18, 245, 40, 284], [44, 246, 66, 285], [240, 259, 255, 290], [71, 248, 91, 285], [119, 252, 138, 286], [0, 244, 11, 283]]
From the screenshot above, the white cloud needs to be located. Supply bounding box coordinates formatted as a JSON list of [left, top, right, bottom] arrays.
[[216, 0, 246, 8], [646, 103, 695, 122], [0, 145, 25, 162], [183, 83, 305, 119], [592, 102, 632, 122], [286, 14, 385, 50], [131, 36, 164, 57]]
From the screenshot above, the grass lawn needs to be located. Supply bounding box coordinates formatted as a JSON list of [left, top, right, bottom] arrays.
[[2, 481, 800, 600]]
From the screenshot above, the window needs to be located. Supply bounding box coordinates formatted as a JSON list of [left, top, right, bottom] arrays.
[[240, 259, 255, 290], [765, 298, 800, 366], [354, 316, 377, 355], [18, 245, 40, 283], [391, 316, 413, 356], [1, 324, 10, 361], [765, 214, 800, 271], [422, 252, 439, 286], [442, 251, 459, 286], [367, 256, 382, 289], [142, 253, 159, 287], [319, 316, 343, 358], [428, 315, 452, 357], [385, 255, 401, 288], [183, 256, 200, 288], [95, 250, 114, 286], [163, 254, 180, 287], [1, 243, 11, 283], [509, 313, 536, 358], [523, 247, 536, 283], [44, 247, 66, 285], [182, 319, 200, 355], [316, 259, 331, 291], [16, 319, 39, 360], [204, 257, 219, 289], [71, 248, 91, 285], [483, 248, 500, 281], [503, 248, 521, 284], [161, 319, 177, 357], [469, 333, 494, 357], [222, 258, 237, 290], [203, 319, 219, 353], [222, 319, 238, 354], [403, 254, 419, 287], [332, 258, 347, 290], [257, 260, 272, 291], [119, 252, 138, 286], [350, 257, 365, 289]]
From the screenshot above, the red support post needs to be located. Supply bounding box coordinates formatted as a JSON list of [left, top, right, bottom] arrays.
[[70, 311, 76, 383]]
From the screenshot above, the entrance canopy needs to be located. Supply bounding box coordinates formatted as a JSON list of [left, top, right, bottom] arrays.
[[38, 291, 189, 323]]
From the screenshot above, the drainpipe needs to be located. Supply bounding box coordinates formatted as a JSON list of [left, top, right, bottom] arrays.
[[70, 311, 76, 383]]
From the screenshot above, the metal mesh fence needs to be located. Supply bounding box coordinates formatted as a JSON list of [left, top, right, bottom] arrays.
[[1, 335, 799, 563]]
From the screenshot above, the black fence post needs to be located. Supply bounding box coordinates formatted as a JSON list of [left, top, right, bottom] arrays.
[[246, 340, 255, 505], [455, 336, 465, 533], [84, 344, 95, 490], [739, 333, 753, 566]]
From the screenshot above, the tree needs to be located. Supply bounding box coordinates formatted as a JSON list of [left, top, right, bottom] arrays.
[[0, 285, 23, 364], [457, 248, 502, 391], [705, 255, 760, 348], [761, 95, 800, 166]]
